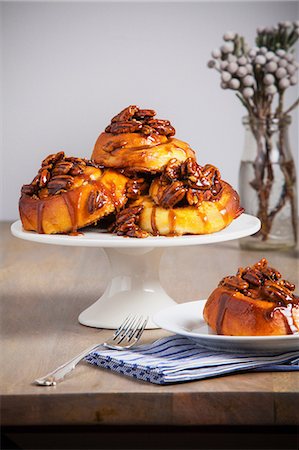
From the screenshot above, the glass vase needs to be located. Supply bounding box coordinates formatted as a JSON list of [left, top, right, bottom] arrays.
[[239, 115, 297, 250]]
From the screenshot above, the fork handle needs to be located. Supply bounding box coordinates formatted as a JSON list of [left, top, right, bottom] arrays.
[[34, 343, 103, 386]]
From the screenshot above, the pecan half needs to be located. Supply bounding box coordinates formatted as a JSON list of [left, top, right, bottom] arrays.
[[111, 105, 139, 123], [106, 120, 143, 134], [47, 175, 74, 195], [88, 190, 107, 214], [126, 178, 147, 200], [134, 109, 156, 119], [262, 280, 293, 305], [157, 181, 187, 208], [105, 105, 176, 138], [42, 151, 65, 167], [220, 275, 249, 291], [111, 206, 149, 238], [242, 268, 263, 287], [21, 184, 37, 196], [52, 161, 73, 176]]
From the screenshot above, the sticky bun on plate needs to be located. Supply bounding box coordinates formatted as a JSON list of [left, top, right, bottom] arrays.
[[19, 105, 243, 237], [203, 258, 299, 336]]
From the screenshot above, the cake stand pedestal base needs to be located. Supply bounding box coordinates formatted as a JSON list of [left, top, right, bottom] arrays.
[[78, 248, 176, 329]]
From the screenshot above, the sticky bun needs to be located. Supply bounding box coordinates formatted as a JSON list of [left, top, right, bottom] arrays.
[[112, 157, 243, 236], [19, 152, 129, 234], [203, 258, 299, 336], [91, 105, 195, 173]]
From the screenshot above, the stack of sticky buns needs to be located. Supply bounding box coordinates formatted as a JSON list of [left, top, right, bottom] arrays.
[[19, 105, 243, 237], [19, 106, 299, 337]]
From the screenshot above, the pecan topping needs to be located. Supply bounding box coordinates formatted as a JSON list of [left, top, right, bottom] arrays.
[[20, 152, 95, 199], [110, 206, 149, 238], [126, 178, 148, 200], [88, 190, 107, 214], [106, 121, 143, 134], [220, 259, 298, 307], [47, 175, 74, 195], [157, 181, 187, 208], [220, 276, 249, 291], [105, 105, 176, 138], [21, 184, 36, 196], [153, 158, 224, 208], [52, 161, 73, 176]]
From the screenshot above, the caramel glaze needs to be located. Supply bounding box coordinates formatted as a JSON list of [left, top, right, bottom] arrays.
[[215, 292, 231, 335], [213, 289, 299, 335], [37, 201, 45, 234], [34, 178, 119, 235], [151, 206, 159, 235]]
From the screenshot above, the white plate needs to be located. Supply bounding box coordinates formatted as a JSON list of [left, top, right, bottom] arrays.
[[153, 300, 299, 353], [11, 214, 260, 248]]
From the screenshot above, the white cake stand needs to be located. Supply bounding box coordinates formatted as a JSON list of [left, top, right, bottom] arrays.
[[11, 214, 260, 329]]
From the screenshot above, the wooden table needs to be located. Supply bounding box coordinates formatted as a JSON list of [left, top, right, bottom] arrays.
[[1, 222, 299, 449]]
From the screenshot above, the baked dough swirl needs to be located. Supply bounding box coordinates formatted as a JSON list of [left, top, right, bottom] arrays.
[[203, 258, 299, 336], [91, 105, 195, 173]]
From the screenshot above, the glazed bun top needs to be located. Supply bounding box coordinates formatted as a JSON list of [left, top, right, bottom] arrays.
[[91, 105, 195, 173], [20, 151, 104, 200]]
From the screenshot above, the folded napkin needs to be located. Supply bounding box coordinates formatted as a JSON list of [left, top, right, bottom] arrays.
[[85, 335, 299, 385]]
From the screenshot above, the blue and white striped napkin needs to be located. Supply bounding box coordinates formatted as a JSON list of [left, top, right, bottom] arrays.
[[85, 335, 299, 385]]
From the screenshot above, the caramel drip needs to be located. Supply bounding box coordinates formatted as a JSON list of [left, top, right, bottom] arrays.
[[216, 293, 230, 335], [37, 201, 45, 234], [276, 305, 299, 335], [62, 193, 78, 232], [151, 206, 159, 235], [95, 179, 119, 210], [168, 209, 176, 236]]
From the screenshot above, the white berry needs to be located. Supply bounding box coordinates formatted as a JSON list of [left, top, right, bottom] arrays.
[[211, 48, 221, 59], [243, 75, 255, 86], [279, 78, 290, 90], [287, 64, 296, 75], [290, 75, 298, 85], [278, 59, 288, 68], [229, 78, 241, 89], [220, 60, 228, 70], [276, 49, 286, 57], [223, 31, 236, 41], [255, 55, 267, 65], [265, 85, 277, 95], [276, 67, 287, 79], [266, 51, 275, 61], [227, 62, 238, 74], [238, 56, 247, 66], [263, 74, 275, 85], [243, 87, 254, 98], [227, 54, 237, 63], [266, 61, 278, 72], [221, 71, 232, 82], [221, 42, 234, 54], [237, 66, 248, 77]]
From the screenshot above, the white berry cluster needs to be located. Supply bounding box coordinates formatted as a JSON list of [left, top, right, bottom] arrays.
[[207, 22, 299, 117]]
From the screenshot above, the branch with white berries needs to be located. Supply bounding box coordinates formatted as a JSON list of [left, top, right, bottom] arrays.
[[207, 21, 299, 120]]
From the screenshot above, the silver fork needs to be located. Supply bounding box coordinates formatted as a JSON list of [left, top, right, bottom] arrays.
[[35, 315, 148, 386]]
